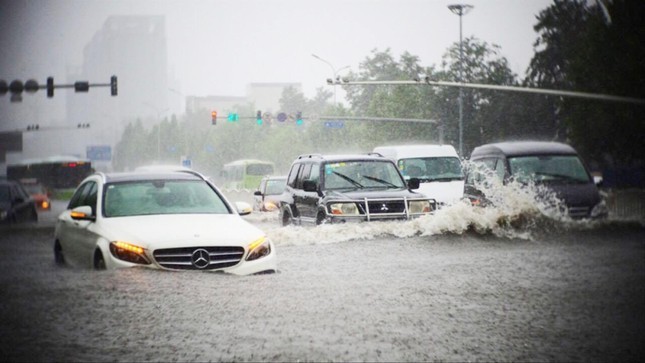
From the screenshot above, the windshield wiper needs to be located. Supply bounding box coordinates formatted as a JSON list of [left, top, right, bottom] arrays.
[[362, 175, 398, 188], [332, 171, 364, 188]]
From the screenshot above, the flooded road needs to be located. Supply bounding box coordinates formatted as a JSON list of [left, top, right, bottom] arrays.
[[1, 206, 643, 361]]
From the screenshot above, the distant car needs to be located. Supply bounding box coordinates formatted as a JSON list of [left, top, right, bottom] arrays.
[[20, 179, 51, 210], [253, 176, 287, 212], [0, 179, 38, 225], [464, 141, 607, 219], [373, 144, 464, 207], [279, 153, 436, 225], [53, 170, 277, 275]]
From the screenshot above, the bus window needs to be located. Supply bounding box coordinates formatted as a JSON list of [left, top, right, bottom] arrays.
[[221, 159, 275, 190]]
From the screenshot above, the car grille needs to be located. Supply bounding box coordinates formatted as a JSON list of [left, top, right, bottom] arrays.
[[568, 206, 590, 219], [366, 200, 406, 214], [153, 246, 245, 270]]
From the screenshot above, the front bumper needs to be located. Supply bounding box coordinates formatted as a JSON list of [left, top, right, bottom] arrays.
[[324, 196, 436, 223]]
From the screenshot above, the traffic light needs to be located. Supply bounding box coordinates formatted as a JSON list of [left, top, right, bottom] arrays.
[[211, 110, 217, 125], [296, 111, 303, 126], [256, 110, 262, 125], [46, 77, 54, 98], [227, 113, 239, 122], [110, 75, 118, 96]]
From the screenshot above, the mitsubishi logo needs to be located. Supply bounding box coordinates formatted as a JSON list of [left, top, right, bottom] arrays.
[[380, 203, 389, 211], [191, 248, 210, 269]]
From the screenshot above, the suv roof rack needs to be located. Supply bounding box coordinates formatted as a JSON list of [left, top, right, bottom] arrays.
[[367, 152, 384, 157], [297, 154, 324, 160]]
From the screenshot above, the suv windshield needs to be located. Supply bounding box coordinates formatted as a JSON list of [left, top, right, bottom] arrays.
[[398, 157, 463, 181], [323, 160, 406, 190], [508, 155, 591, 184]]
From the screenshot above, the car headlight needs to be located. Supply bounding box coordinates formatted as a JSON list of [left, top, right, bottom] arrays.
[[246, 236, 272, 261], [263, 201, 278, 211], [329, 203, 360, 215], [408, 200, 432, 214], [109, 241, 151, 265], [590, 199, 608, 218]]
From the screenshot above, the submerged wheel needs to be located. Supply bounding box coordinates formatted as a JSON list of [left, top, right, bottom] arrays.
[[281, 207, 293, 226], [316, 211, 327, 225], [94, 249, 106, 270], [54, 240, 65, 266]]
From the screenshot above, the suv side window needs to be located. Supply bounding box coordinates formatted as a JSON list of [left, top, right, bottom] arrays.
[[296, 163, 312, 189], [287, 164, 301, 188]]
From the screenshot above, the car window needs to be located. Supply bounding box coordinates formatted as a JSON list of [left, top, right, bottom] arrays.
[[508, 155, 591, 183], [287, 164, 301, 188], [323, 160, 405, 190], [296, 163, 312, 189], [265, 179, 286, 195], [68, 181, 94, 209], [465, 158, 497, 185], [104, 180, 231, 217], [399, 157, 463, 180]]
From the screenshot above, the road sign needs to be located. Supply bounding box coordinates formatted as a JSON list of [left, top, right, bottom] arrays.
[[277, 112, 287, 122], [324, 120, 345, 129]]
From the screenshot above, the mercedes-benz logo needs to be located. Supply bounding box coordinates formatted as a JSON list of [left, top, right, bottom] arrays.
[[191, 248, 210, 269], [380, 203, 389, 211]]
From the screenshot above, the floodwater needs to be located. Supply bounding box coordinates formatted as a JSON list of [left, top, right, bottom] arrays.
[[1, 182, 644, 362]]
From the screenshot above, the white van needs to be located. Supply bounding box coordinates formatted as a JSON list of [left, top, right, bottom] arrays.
[[373, 144, 464, 206]]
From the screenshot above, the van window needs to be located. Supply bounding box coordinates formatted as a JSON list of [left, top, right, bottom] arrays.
[[508, 155, 590, 184], [398, 157, 462, 181]]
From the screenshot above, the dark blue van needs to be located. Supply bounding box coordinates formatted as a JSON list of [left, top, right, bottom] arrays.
[[464, 141, 607, 219]]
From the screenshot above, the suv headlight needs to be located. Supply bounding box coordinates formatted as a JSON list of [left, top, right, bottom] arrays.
[[408, 200, 431, 214], [590, 199, 608, 218], [329, 203, 359, 215], [109, 241, 151, 265], [246, 236, 272, 261]]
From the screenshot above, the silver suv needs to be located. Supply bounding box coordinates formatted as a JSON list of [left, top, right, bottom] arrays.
[[279, 153, 436, 225]]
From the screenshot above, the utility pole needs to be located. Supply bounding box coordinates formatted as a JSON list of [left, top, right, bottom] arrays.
[[448, 4, 473, 157]]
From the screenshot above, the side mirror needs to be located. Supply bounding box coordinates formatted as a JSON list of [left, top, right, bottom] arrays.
[[235, 201, 253, 216], [302, 180, 318, 192], [593, 175, 603, 186], [408, 178, 420, 190], [70, 205, 95, 221], [253, 190, 262, 196]]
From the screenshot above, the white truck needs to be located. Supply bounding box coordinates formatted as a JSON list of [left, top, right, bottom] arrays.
[[373, 144, 464, 207]]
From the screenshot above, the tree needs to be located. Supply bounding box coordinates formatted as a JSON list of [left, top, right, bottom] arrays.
[[526, 0, 645, 168]]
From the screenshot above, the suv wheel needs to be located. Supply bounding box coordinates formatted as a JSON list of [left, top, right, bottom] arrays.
[[316, 210, 328, 225], [281, 207, 292, 226]]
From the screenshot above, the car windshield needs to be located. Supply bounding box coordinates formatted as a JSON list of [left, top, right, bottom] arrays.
[[398, 157, 463, 181], [22, 183, 46, 195], [103, 180, 230, 217], [323, 160, 406, 190], [508, 155, 591, 184], [265, 178, 286, 195]]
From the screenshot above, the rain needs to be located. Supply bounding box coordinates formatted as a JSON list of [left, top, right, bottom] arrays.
[[1, 0, 644, 362]]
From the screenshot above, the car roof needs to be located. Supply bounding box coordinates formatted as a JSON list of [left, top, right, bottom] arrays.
[[373, 144, 459, 159], [101, 170, 206, 183], [470, 141, 578, 159], [295, 153, 390, 163]]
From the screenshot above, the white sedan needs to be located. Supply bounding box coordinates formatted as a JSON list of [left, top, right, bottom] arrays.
[[54, 170, 276, 275]]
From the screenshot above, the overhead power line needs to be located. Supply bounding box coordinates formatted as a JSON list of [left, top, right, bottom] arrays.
[[327, 79, 645, 105]]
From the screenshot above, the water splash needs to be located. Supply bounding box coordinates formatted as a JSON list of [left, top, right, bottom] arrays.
[[244, 170, 631, 246]]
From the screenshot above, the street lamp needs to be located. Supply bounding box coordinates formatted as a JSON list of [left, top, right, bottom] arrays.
[[312, 53, 350, 106], [448, 4, 473, 157]]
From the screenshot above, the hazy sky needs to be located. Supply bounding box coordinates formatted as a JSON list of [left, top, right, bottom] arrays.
[[1, 0, 552, 100]]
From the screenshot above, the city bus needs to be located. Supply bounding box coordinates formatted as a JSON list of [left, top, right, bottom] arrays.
[[6, 156, 93, 189], [220, 159, 275, 190]]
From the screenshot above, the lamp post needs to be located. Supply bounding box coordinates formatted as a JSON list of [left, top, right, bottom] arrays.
[[448, 4, 473, 157], [312, 53, 349, 106]]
